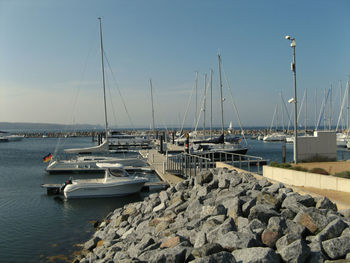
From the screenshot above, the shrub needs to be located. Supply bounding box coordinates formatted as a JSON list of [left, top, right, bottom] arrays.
[[333, 171, 350, 179], [293, 166, 308, 172], [269, 162, 292, 169], [309, 167, 329, 175]]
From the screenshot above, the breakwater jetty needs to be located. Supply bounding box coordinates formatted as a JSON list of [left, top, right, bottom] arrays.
[[75, 168, 350, 262]]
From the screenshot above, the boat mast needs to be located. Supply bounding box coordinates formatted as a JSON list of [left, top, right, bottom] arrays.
[[98, 17, 109, 142], [203, 73, 207, 139], [218, 52, 224, 135], [346, 77, 350, 133], [210, 69, 213, 139], [150, 78, 155, 135]]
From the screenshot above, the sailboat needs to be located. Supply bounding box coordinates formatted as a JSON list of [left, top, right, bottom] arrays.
[[46, 18, 144, 174], [191, 52, 248, 158]]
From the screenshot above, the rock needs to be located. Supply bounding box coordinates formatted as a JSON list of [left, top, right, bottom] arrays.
[[160, 236, 181, 248], [261, 229, 280, 248], [242, 197, 256, 217], [280, 209, 296, 220], [248, 204, 280, 224], [275, 233, 300, 252], [339, 209, 350, 218], [159, 191, 169, 203], [191, 251, 236, 263], [279, 239, 310, 263], [243, 218, 266, 236], [224, 197, 243, 220], [294, 210, 328, 234], [258, 178, 272, 188], [154, 221, 170, 235], [191, 243, 225, 258], [206, 217, 236, 243], [263, 182, 284, 194], [195, 170, 213, 185], [193, 231, 207, 248], [84, 236, 101, 252], [316, 218, 348, 242], [232, 247, 281, 263], [153, 202, 166, 213], [140, 246, 188, 263], [322, 235, 350, 259], [316, 196, 337, 211], [216, 231, 260, 251]]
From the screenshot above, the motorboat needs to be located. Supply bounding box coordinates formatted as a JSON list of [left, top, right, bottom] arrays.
[[0, 131, 24, 142], [46, 154, 145, 173], [56, 163, 148, 199], [263, 133, 286, 142], [337, 132, 349, 147]]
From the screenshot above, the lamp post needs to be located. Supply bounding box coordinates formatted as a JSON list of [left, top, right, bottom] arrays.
[[285, 35, 298, 163]]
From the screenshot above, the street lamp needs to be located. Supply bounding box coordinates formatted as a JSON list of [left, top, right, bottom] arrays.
[[285, 35, 298, 164]]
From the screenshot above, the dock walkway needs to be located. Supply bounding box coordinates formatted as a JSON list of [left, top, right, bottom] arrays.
[[140, 146, 184, 186]]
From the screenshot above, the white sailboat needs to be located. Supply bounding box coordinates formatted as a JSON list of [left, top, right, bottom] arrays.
[[191, 52, 248, 157], [61, 163, 148, 199], [46, 18, 143, 173]]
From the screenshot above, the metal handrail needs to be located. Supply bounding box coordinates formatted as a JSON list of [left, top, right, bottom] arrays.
[[166, 150, 264, 177]]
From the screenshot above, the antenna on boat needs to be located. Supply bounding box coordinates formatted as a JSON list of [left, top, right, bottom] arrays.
[[98, 17, 109, 145]]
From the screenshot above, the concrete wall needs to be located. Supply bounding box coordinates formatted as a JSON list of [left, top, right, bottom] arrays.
[[297, 131, 336, 162], [263, 165, 350, 193]]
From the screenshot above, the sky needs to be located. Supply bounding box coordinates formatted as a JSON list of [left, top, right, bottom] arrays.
[[0, 0, 349, 129]]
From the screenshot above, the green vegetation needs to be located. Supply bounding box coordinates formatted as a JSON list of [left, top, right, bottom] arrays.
[[309, 167, 329, 175], [269, 162, 292, 169], [333, 171, 350, 179], [293, 166, 308, 172]]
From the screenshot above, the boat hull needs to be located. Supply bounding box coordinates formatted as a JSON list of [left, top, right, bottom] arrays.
[[46, 157, 144, 174], [63, 178, 147, 199]]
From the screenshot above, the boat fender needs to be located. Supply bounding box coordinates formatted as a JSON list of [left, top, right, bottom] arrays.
[[60, 179, 73, 191]]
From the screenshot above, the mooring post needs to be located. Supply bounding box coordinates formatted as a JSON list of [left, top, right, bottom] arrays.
[[160, 135, 163, 153], [282, 144, 286, 163]]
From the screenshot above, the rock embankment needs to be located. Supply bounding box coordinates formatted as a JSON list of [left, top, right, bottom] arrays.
[[76, 168, 350, 263]]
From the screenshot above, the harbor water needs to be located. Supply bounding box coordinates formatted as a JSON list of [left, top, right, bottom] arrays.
[[0, 137, 158, 263], [1, 136, 350, 262]]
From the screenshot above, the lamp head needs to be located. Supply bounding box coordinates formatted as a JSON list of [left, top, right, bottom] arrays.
[[285, 35, 291, 40]]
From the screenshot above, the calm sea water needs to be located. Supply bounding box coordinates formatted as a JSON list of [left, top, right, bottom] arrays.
[[1, 137, 350, 262], [0, 137, 158, 263]]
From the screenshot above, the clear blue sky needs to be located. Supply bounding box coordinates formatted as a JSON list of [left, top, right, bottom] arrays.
[[0, 0, 349, 129]]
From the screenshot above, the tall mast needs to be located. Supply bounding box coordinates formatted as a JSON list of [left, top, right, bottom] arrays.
[[210, 69, 213, 139], [218, 52, 224, 135], [150, 78, 155, 134], [203, 73, 207, 139], [195, 71, 198, 128], [346, 76, 350, 133], [305, 89, 307, 133], [98, 17, 108, 141]]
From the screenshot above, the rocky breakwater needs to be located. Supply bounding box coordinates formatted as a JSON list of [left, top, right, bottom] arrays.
[[76, 168, 350, 263]]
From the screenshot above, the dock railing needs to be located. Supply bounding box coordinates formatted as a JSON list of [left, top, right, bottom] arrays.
[[166, 151, 265, 178]]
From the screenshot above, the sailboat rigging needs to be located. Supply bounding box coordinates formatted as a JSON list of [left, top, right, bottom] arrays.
[[46, 18, 144, 173]]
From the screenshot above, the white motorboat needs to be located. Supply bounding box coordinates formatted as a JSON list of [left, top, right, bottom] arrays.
[[0, 131, 24, 142], [337, 132, 349, 147], [45, 155, 144, 173], [263, 133, 286, 142], [60, 163, 148, 199]]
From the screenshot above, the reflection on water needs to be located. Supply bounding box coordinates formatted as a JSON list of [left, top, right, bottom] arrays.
[[0, 137, 158, 263]]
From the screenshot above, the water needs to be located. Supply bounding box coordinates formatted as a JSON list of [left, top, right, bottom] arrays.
[[1, 136, 350, 262], [0, 137, 158, 263]]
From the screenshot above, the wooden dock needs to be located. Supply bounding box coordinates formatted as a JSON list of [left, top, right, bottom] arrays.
[[139, 147, 184, 186]]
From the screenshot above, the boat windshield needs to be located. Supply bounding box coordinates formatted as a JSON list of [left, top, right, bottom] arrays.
[[109, 169, 127, 177]]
